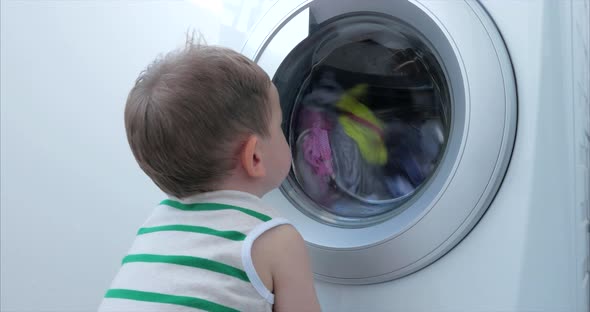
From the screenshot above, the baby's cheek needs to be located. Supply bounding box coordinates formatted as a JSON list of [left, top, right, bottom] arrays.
[[281, 139, 292, 175]]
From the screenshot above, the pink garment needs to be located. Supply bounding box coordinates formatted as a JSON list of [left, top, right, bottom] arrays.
[[302, 123, 333, 177]]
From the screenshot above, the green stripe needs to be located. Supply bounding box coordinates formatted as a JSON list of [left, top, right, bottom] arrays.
[[122, 254, 249, 282], [137, 225, 246, 241], [160, 199, 271, 222], [105, 288, 238, 312]]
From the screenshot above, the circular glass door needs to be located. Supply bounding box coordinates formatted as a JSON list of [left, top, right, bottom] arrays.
[[276, 14, 451, 227], [244, 0, 516, 284]]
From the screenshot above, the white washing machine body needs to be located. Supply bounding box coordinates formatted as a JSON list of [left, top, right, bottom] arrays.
[[232, 0, 590, 311]]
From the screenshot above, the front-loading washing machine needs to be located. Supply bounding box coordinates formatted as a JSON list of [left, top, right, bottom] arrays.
[[237, 0, 590, 311]]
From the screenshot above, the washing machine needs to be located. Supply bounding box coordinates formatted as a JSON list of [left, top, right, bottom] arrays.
[[237, 0, 590, 311]]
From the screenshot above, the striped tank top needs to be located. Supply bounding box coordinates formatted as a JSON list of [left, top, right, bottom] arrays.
[[99, 190, 290, 312]]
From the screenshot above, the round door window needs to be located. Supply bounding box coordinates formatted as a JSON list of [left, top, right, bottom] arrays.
[[247, 0, 515, 282], [275, 13, 451, 227]]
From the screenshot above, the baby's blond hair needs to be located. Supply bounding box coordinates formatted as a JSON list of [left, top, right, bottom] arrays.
[[124, 41, 271, 198]]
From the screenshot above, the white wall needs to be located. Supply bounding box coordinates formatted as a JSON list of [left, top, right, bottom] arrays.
[[0, 1, 274, 310]]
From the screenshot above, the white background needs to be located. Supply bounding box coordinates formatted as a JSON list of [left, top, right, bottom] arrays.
[[1, 0, 273, 310]]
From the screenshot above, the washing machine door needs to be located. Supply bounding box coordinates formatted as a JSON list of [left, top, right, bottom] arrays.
[[243, 0, 516, 284]]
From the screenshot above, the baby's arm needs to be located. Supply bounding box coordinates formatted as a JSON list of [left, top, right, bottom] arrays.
[[252, 224, 321, 312]]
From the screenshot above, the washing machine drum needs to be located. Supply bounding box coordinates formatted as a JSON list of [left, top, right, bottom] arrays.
[[245, 0, 516, 284]]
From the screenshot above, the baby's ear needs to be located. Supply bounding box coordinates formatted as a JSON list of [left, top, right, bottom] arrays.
[[241, 135, 266, 178]]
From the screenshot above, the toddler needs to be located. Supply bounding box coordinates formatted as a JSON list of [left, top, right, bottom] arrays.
[[99, 42, 320, 312]]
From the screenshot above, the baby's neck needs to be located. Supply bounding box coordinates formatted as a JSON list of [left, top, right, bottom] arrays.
[[217, 178, 268, 198]]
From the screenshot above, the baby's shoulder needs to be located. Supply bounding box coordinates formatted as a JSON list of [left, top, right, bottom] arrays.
[[250, 222, 304, 291], [253, 223, 301, 251]]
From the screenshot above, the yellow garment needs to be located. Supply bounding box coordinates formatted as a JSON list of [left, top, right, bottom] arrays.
[[335, 84, 387, 165]]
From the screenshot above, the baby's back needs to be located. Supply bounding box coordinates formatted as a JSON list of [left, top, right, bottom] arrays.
[[99, 191, 287, 312]]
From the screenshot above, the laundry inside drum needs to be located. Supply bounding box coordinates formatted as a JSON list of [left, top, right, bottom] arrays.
[[277, 14, 451, 224]]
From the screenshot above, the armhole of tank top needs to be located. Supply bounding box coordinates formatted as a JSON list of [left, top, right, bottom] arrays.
[[241, 218, 291, 305]]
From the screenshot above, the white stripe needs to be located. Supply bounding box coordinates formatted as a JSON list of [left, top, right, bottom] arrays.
[[169, 190, 278, 219], [241, 218, 291, 305], [105, 262, 257, 310], [145, 205, 262, 232], [128, 231, 244, 269]]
